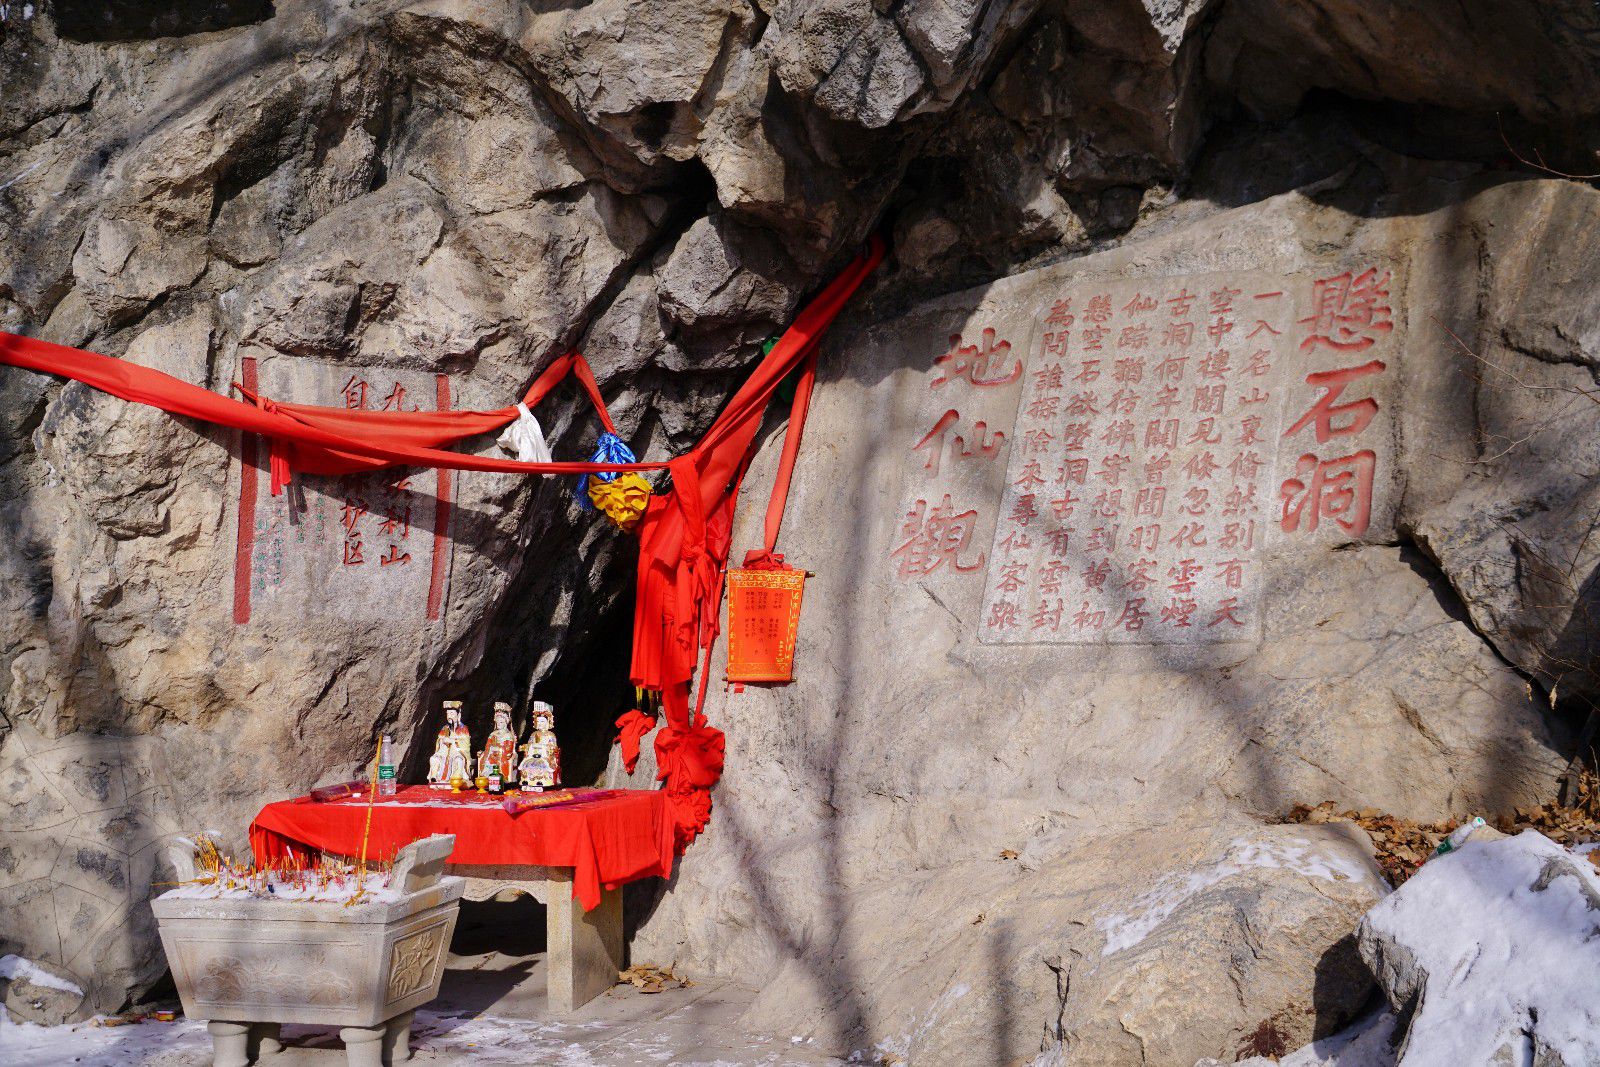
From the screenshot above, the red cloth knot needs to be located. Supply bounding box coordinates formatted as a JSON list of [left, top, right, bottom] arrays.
[[654, 721, 726, 853], [614, 708, 657, 775]]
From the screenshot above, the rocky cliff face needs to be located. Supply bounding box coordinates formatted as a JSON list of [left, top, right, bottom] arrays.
[[2, 0, 1598, 1057]]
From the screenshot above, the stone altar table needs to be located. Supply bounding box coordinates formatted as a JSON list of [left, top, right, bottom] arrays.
[[249, 788, 675, 1013]]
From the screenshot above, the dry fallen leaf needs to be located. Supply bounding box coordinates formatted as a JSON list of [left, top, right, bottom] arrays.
[[618, 963, 691, 992], [1282, 771, 1600, 888], [999, 849, 1018, 860]]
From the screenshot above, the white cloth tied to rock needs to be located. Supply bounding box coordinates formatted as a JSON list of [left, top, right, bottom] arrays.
[[497, 403, 552, 463]]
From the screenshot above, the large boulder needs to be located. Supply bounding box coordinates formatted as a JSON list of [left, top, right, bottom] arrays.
[[1358, 830, 1600, 1066], [633, 171, 1589, 1060], [1051, 822, 1388, 1065], [717, 819, 1387, 1065], [0, 952, 87, 1026]]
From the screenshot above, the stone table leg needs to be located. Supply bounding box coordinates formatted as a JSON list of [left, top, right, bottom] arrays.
[[546, 870, 623, 1013], [250, 1021, 283, 1058], [340, 1023, 385, 1067], [207, 1021, 250, 1067], [382, 1010, 416, 1064]]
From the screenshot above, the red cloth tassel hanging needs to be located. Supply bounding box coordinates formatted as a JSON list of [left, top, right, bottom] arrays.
[[614, 708, 656, 775]]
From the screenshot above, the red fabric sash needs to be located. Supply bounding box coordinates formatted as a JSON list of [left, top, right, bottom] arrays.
[[0, 334, 664, 486], [230, 350, 622, 493], [0, 235, 885, 853], [627, 238, 884, 849], [654, 721, 727, 852]]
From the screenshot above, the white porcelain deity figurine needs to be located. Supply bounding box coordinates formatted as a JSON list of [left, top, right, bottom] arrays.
[[478, 702, 519, 785], [427, 701, 474, 788], [517, 701, 561, 792]]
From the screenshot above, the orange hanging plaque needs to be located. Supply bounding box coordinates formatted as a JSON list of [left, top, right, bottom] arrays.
[[726, 561, 806, 683]]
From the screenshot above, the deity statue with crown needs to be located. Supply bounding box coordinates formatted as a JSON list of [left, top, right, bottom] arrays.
[[517, 701, 561, 791], [478, 702, 519, 785], [427, 700, 474, 788]]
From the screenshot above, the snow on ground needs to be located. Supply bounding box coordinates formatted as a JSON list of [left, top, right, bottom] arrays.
[[0, 953, 84, 995], [0, 1010, 213, 1065], [0, 997, 845, 1066]]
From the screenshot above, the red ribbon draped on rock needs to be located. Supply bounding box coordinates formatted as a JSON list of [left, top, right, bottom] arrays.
[[233, 349, 620, 495], [0, 336, 655, 490], [0, 236, 885, 854]]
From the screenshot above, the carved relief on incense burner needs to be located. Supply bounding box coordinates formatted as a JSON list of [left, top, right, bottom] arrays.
[[386, 927, 444, 1002], [193, 951, 357, 1008]]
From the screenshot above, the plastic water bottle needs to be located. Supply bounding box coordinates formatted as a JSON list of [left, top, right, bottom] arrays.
[[377, 735, 397, 796], [1434, 816, 1486, 856]]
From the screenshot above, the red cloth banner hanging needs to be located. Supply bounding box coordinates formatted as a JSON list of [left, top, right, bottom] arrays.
[[0, 334, 660, 487], [725, 558, 806, 683]]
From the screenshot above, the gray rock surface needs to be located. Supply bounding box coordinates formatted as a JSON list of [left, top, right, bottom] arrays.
[[662, 818, 1388, 1066], [1358, 830, 1600, 1067], [2, 0, 1598, 1048], [632, 174, 1592, 1061], [1052, 821, 1387, 1065]]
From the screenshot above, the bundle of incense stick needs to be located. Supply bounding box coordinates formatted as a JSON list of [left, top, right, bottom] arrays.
[[310, 779, 368, 802], [166, 836, 392, 903], [500, 788, 616, 815]]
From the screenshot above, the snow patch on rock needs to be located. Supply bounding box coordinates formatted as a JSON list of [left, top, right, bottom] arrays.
[[0, 956, 82, 996], [1359, 830, 1600, 1067], [1099, 835, 1384, 955]]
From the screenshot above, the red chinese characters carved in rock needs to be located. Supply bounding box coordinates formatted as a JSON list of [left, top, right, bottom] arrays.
[[977, 273, 1304, 643], [930, 328, 1023, 388], [340, 495, 367, 567], [335, 378, 423, 570], [1282, 360, 1386, 443], [341, 375, 370, 410], [1279, 450, 1377, 537], [380, 382, 421, 412], [892, 495, 987, 579], [1278, 267, 1392, 539], [913, 409, 1005, 477], [1299, 269, 1394, 353]]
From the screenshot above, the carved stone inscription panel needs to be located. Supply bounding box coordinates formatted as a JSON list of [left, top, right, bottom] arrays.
[[230, 354, 456, 627], [889, 266, 1402, 646]]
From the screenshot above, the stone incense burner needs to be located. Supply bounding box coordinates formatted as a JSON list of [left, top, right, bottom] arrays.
[[152, 834, 463, 1067]]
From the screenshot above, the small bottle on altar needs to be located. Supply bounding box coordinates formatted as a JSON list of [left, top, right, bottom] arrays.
[[487, 763, 503, 794], [377, 735, 397, 797]]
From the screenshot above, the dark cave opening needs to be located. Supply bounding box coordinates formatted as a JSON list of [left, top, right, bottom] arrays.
[[52, 0, 276, 42], [534, 584, 641, 788]]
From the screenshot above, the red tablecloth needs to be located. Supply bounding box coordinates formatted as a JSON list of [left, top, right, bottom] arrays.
[[249, 787, 675, 911]]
